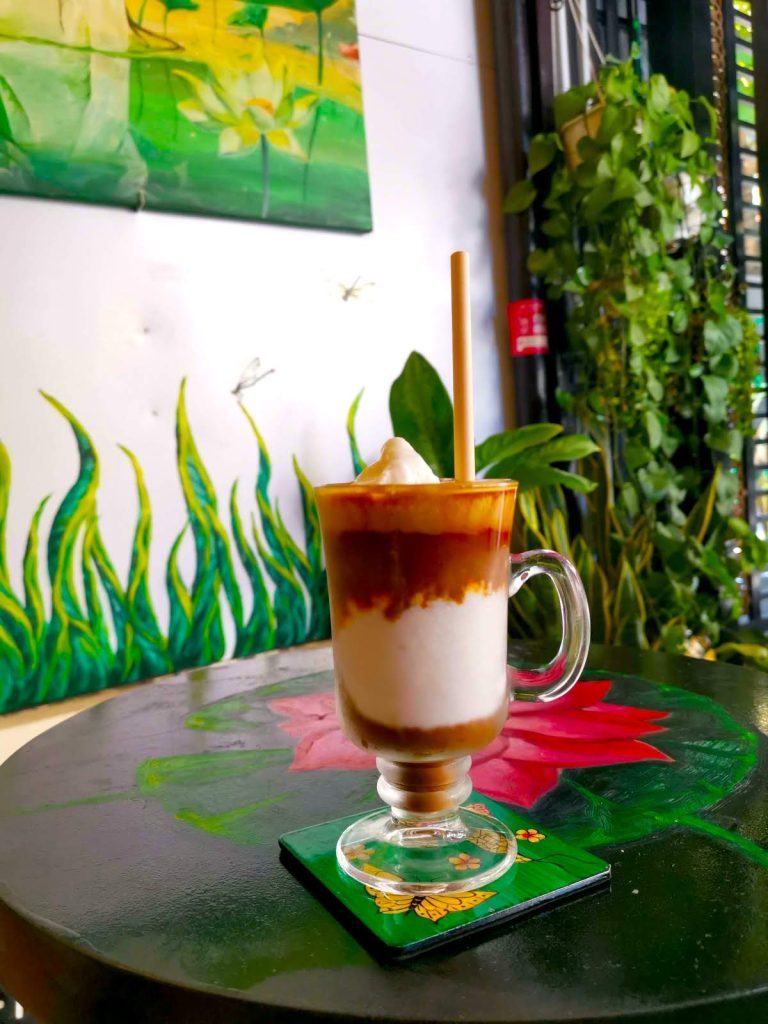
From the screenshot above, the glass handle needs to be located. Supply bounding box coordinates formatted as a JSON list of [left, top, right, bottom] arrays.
[[508, 549, 590, 703]]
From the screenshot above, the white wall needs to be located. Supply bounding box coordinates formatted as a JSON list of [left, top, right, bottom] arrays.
[[0, 0, 509, 642]]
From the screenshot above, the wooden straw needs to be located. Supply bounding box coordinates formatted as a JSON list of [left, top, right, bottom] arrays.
[[451, 250, 475, 481]]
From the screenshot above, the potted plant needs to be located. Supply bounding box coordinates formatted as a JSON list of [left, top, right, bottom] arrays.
[[504, 55, 768, 663]]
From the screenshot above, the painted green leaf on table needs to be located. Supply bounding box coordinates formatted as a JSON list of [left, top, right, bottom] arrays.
[[533, 676, 760, 860], [136, 748, 293, 845]]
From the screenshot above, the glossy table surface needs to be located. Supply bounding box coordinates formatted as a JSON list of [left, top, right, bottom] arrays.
[[1, 643, 768, 1023]]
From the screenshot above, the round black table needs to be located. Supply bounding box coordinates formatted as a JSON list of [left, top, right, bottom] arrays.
[[1, 643, 768, 1024]]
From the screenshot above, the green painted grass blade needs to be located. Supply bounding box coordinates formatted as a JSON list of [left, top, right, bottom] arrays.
[[230, 482, 275, 656], [166, 525, 192, 664], [119, 446, 170, 679], [347, 388, 365, 476], [291, 457, 329, 640], [240, 404, 273, 503], [41, 392, 98, 622], [35, 393, 108, 703], [89, 526, 131, 683], [0, 441, 11, 588], [81, 520, 115, 683], [240, 404, 308, 646], [23, 495, 50, 646], [175, 381, 225, 668], [252, 512, 305, 647], [0, 621, 24, 701]]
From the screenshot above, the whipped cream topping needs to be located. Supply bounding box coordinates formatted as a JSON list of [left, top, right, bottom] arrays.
[[355, 437, 439, 485]]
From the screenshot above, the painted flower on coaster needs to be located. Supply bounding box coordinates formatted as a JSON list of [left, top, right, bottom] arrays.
[[516, 829, 546, 843], [449, 853, 482, 872], [465, 802, 492, 816], [268, 679, 672, 809], [343, 844, 373, 862]]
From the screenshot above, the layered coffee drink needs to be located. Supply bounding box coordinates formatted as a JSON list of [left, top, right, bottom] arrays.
[[316, 438, 517, 763]]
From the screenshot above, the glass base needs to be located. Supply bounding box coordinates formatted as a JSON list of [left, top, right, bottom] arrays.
[[337, 806, 516, 895]]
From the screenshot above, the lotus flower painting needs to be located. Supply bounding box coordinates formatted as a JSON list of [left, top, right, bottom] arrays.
[[0, 0, 371, 229], [269, 678, 674, 809]]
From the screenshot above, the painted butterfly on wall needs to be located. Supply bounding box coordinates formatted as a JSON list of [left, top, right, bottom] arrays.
[[363, 864, 496, 923]]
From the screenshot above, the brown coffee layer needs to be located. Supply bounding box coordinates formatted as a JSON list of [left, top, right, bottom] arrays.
[[339, 684, 508, 760], [323, 528, 510, 625]]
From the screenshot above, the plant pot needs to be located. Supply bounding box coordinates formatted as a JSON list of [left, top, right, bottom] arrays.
[[560, 102, 606, 170]]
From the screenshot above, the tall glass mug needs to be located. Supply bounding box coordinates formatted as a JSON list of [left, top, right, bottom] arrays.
[[315, 480, 589, 895]]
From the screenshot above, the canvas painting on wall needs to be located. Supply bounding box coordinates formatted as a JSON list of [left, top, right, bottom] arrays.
[[0, 0, 371, 230]]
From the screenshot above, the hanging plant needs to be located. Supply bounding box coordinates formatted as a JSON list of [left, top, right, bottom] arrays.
[[505, 54, 768, 663]]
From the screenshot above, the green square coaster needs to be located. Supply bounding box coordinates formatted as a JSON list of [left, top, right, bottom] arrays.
[[279, 793, 610, 958]]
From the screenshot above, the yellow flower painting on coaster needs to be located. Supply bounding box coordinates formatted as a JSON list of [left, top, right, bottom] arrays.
[[0, 0, 370, 228], [516, 828, 546, 843]]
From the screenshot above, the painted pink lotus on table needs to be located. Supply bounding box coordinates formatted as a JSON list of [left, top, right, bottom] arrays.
[[269, 678, 672, 809]]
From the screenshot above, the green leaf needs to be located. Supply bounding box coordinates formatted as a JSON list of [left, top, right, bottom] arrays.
[[503, 179, 537, 213], [534, 435, 600, 464], [389, 352, 454, 477], [583, 181, 614, 223], [612, 558, 648, 648], [680, 130, 700, 158], [0, 73, 30, 143], [228, 1, 268, 29], [486, 460, 596, 494], [644, 410, 663, 450], [648, 74, 671, 114], [553, 82, 597, 130], [475, 424, 563, 473], [527, 249, 555, 277], [702, 374, 728, 404], [528, 135, 558, 175], [260, 0, 337, 12]]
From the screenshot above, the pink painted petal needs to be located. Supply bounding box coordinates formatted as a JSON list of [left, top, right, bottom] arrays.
[[274, 718, 315, 738], [501, 733, 673, 766], [508, 680, 613, 717], [472, 735, 508, 766], [508, 710, 666, 742], [269, 692, 336, 721], [290, 726, 375, 772], [588, 702, 668, 721], [471, 757, 560, 809]]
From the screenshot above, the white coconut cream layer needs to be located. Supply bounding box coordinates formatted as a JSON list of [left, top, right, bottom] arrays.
[[332, 590, 509, 730]]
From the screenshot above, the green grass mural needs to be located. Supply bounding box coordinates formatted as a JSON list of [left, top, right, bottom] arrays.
[[0, 381, 331, 713]]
